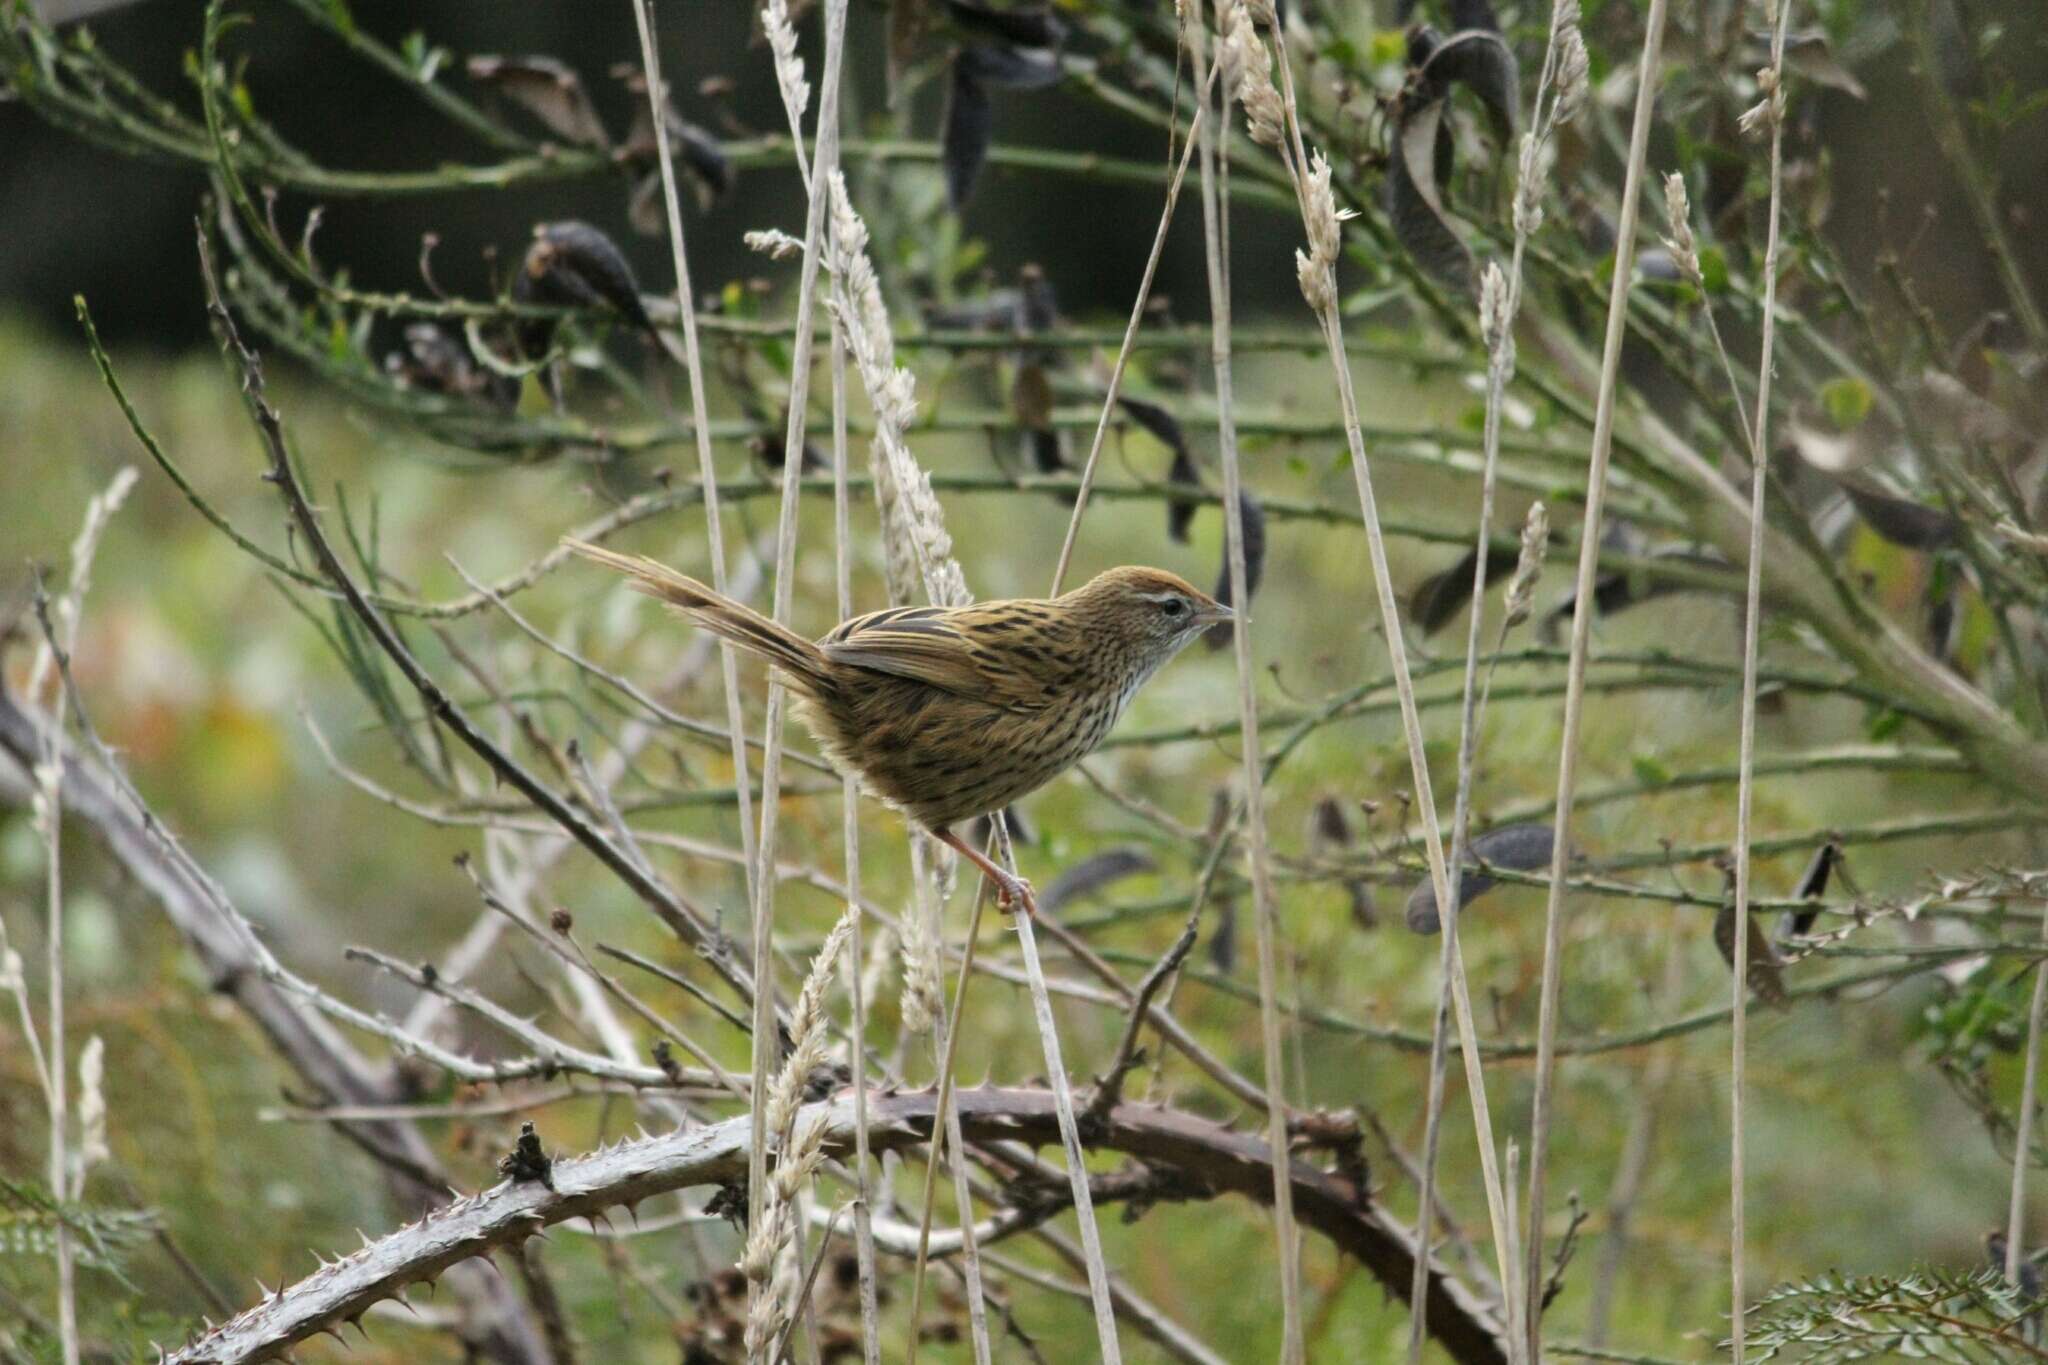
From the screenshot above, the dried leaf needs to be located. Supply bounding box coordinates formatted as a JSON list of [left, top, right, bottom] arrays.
[[1038, 847, 1156, 915], [1017, 262, 1058, 331], [517, 221, 654, 334], [1409, 542, 1521, 635], [1387, 94, 1473, 293], [1405, 822, 1555, 934], [1419, 28, 1518, 141], [1786, 415, 1871, 474], [1307, 795, 1354, 851], [1715, 898, 1789, 1008], [1445, 0, 1501, 32], [1013, 361, 1055, 432], [1538, 542, 1725, 645], [1206, 492, 1266, 650], [614, 70, 733, 206], [1841, 480, 1961, 550], [1783, 840, 1841, 936], [941, 56, 992, 212], [383, 322, 518, 411], [1209, 895, 1238, 972], [888, 0, 930, 103], [957, 42, 1063, 90], [969, 805, 1036, 848], [467, 55, 610, 149], [1118, 396, 1202, 542], [942, 0, 1067, 49]]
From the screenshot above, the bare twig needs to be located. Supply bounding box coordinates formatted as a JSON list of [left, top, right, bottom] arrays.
[[167, 1087, 1508, 1365]]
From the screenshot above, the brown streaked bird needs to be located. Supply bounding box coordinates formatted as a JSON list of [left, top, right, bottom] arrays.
[[564, 540, 1230, 915]]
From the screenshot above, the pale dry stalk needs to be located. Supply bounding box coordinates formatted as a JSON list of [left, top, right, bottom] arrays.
[[823, 171, 1120, 1361], [625, 0, 763, 969], [1728, 2, 1794, 1355], [744, 907, 857, 1359], [1192, 7, 1302, 1359], [746, 0, 850, 1313], [1244, 1, 1521, 1344], [28, 464, 137, 1365], [829, 303, 882, 1363], [1523, 2, 1673, 1357], [1409, 1, 1588, 1351]]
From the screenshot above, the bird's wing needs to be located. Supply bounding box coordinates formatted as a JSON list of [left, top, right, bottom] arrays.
[[820, 604, 1046, 709]]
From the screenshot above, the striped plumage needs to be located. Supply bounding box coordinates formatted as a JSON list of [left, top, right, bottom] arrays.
[[565, 541, 1230, 913]]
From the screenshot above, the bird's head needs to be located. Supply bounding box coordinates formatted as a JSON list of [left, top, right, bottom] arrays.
[[1067, 566, 1233, 664]]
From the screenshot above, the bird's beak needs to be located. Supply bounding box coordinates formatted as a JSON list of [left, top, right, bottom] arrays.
[[1193, 602, 1235, 627]]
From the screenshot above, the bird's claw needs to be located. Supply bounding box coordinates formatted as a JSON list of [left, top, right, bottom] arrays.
[[996, 875, 1039, 917]]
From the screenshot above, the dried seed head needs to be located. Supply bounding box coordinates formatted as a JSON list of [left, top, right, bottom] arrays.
[[1553, 25, 1590, 125], [1504, 500, 1549, 628], [897, 906, 943, 1035], [1737, 67, 1783, 136], [1512, 133, 1547, 238], [1302, 150, 1352, 263], [1245, 0, 1277, 23], [1294, 150, 1354, 315], [744, 228, 803, 260], [1478, 260, 1511, 355], [1222, 9, 1287, 149], [78, 1035, 109, 1174], [826, 171, 973, 612], [1547, 0, 1581, 40], [0, 948, 21, 993], [768, 905, 857, 1139], [1296, 247, 1335, 316], [762, 0, 810, 126], [1659, 172, 1701, 284]]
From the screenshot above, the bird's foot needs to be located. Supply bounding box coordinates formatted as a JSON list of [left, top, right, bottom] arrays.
[[991, 869, 1038, 918]]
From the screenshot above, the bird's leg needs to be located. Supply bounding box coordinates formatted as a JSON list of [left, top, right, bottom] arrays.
[[933, 827, 1038, 917]]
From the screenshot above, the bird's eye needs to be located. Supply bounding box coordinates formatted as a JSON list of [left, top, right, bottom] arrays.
[[1161, 598, 1187, 619]]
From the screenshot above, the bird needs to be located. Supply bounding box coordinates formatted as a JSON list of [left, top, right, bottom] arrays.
[[564, 541, 1232, 915]]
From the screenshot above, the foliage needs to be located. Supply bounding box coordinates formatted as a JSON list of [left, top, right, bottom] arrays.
[[0, 0, 2044, 1360]]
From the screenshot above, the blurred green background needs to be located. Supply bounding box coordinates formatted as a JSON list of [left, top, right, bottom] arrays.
[[3, 0, 2046, 1360]]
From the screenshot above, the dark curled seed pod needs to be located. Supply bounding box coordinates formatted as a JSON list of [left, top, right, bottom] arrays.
[[1038, 847, 1156, 916], [1206, 492, 1266, 649], [521, 221, 654, 334], [942, 0, 1068, 50], [1716, 898, 1789, 1008], [941, 56, 993, 212], [1783, 840, 1841, 936], [1209, 895, 1238, 973], [1114, 396, 1204, 541], [1405, 822, 1555, 934], [1409, 543, 1520, 635]]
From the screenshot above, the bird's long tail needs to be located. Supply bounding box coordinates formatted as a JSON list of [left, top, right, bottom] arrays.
[[562, 539, 834, 697]]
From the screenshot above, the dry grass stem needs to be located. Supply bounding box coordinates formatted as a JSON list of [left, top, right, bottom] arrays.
[[830, 302, 882, 1363], [1407, 0, 1588, 1348], [1523, 2, 1673, 1356], [822, 155, 1118, 1360], [28, 464, 138, 1365], [1728, 4, 1793, 1355], [1194, 7, 1302, 1359], [746, 0, 850, 1313]]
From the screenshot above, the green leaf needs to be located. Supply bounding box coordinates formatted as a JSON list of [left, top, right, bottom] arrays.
[[1630, 754, 1671, 787], [1696, 244, 1729, 295], [1865, 705, 1905, 741], [1819, 375, 1873, 431]]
